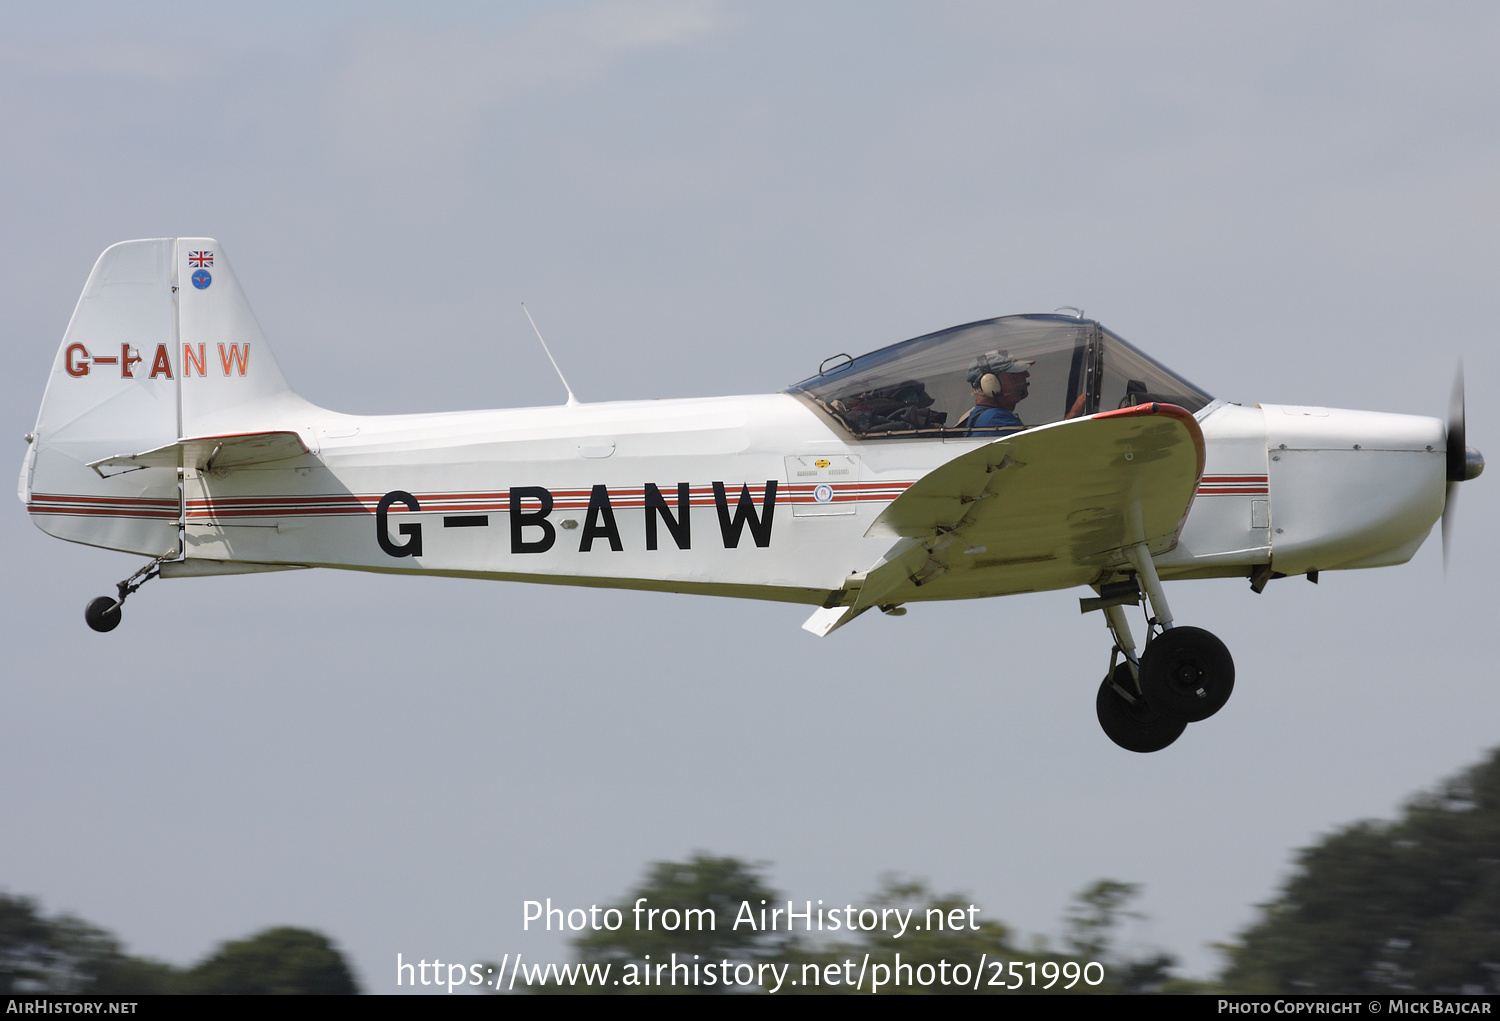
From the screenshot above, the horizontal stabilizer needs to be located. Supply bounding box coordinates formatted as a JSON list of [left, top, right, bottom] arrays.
[[88, 431, 309, 477]]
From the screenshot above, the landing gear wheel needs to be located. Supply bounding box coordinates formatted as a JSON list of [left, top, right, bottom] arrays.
[[85, 596, 121, 633], [1137, 625, 1234, 723], [77, 552, 175, 633], [1096, 664, 1186, 753]]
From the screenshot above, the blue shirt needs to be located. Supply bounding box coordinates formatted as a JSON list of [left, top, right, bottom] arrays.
[[966, 405, 1023, 435]]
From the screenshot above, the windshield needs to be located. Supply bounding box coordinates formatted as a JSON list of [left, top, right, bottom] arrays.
[[786, 314, 1212, 439]]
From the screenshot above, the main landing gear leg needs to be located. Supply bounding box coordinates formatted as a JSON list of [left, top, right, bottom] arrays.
[[1124, 541, 1173, 630], [1123, 542, 1235, 725], [84, 552, 174, 633], [1102, 602, 1140, 677]]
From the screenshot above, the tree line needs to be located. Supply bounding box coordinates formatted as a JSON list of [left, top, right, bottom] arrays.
[[9, 746, 1500, 994], [512, 746, 1500, 994], [0, 900, 357, 995]]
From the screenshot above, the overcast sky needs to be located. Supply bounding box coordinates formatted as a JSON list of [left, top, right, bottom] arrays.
[[3, 1, 1497, 991]]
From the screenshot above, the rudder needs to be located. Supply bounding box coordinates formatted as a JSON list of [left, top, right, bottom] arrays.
[[175, 237, 304, 436]]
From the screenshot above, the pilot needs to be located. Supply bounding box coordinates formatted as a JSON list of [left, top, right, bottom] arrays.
[[964, 350, 1033, 434]]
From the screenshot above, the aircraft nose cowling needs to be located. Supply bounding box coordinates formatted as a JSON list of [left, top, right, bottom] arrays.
[[1262, 405, 1446, 576]]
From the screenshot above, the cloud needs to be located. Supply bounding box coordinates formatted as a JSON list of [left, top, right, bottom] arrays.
[[332, 0, 731, 159]]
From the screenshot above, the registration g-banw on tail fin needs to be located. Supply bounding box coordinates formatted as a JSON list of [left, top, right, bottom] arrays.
[[21, 238, 315, 556]]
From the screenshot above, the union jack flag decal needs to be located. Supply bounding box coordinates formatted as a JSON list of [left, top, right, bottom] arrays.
[[188, 251, 213, 267]]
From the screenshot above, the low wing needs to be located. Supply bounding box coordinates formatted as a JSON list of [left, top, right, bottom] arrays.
[[87, 430, 309, 477], [806, 404, 1204, 635]]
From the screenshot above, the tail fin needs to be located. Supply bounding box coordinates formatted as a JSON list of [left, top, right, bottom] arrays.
[[22, 238, 312, 555], [174, 237, 306, 435]]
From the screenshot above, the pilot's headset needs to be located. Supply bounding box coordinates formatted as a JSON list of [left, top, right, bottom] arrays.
[[966, 350, 1026, 397]]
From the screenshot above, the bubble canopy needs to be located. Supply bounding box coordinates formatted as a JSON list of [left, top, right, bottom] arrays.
[[786, 314, 1213, 439]]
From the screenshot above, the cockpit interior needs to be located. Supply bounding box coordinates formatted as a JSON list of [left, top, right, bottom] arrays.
[[787, 314, 1213, 439]]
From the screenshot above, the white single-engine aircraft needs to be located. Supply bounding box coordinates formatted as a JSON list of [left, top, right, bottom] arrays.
[[21, 239, 1485, 752]]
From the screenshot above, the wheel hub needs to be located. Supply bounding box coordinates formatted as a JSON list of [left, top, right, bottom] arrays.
[[1171, 660, 1205, 694]]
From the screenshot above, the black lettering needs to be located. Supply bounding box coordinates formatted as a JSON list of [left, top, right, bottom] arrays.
[[443, 515, 489, 528], [579, 485, 623, 552], [644, 482, 691, 550], [509, 486, 556, 553], [713, 480, 777, 548], [376, 490, 423, 557]]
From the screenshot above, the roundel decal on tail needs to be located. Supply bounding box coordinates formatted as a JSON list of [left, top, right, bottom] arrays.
[[191, 269, 212, 289]]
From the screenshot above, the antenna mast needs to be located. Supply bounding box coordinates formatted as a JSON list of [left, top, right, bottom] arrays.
[[521, 302, 580, 407]]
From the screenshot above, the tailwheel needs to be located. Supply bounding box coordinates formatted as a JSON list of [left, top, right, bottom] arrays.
[[80, 552, 174, 633], [1096, 663, 1186, 753], [1137, 625, 1234, 723], [84, 596, 122, 633]]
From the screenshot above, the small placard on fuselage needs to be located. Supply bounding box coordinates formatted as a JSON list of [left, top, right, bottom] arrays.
[[785, 455, 860, 517]]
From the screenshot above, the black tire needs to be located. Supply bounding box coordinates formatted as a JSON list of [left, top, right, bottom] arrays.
[[1137, 626, 1234, 723], [1096, 664, 1186, 753], [85, 596, 121, 633]]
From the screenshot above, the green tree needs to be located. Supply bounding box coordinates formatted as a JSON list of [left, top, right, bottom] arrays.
[[1063, 879, 1142, 960], [1223, 747, 1500, 994], [183, 926, 359, 994], [787, 876, 1037, 996], [526, 857, 1187, 995], [1060, 879, 1182, 993], [527, 854, 782, 993], [2, 894, 357, 994], [793, 876, 1185, 995], [0, 893, 175, 994], [1, 893, 67, 993]]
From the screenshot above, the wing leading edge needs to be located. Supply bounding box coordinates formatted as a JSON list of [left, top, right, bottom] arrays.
[[805, 403, 1205, 635]]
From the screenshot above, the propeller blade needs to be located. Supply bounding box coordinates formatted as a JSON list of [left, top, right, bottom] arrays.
[[1441, 361, 1486, 572], [1442, 480, 1458, 572], [1447, 361, 1466, 483]]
